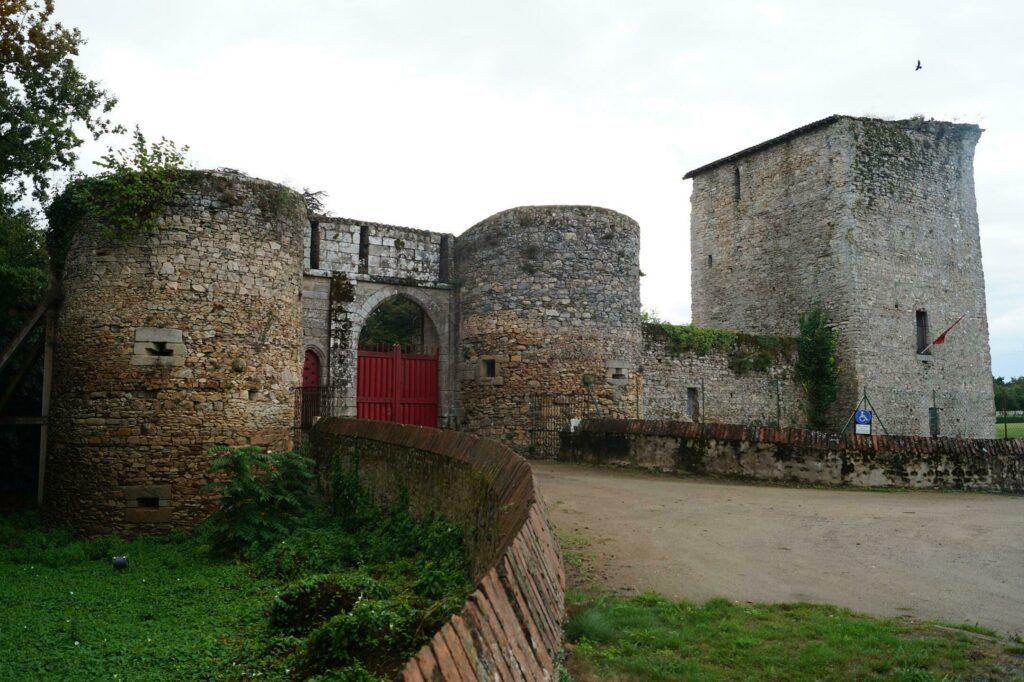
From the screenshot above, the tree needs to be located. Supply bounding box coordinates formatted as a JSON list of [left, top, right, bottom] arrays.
[[1, 0, 118, 500], [1, 0, 119, 206]]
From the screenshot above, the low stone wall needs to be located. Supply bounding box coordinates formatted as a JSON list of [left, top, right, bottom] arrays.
[[309, 418, 565, 681], [564, 419, 1024, 494]]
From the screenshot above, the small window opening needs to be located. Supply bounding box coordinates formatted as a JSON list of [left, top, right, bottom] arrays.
[[916, 309, 931, 354], [358, 223, 370, 274], [146, 341, 174, 357], [928, 407, 940, 437], [707, 254, 713, 268], [309, 221, 320, 269], [733, 166, 741, 202], [439, 235, 451, 283], [138, 497, 160, 509], [611, 368, 627, 380], [483, 359, 496, 378]]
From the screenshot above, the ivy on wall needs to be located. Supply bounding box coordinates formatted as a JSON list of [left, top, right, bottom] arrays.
[[794, 305, 840, 429]]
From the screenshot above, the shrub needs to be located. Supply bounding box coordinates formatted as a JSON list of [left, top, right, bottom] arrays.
[[269, 572, 382, 636], [201, 446, 315, 558], [46, 128, 189, 271], [303, 596, 420, 677]]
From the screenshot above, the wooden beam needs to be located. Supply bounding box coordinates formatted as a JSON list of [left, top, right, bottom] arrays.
[[37, 298, 56, 507], [0, 331, 44, 414], [0, 415, 46, 425], [0, 296, 47, 375]]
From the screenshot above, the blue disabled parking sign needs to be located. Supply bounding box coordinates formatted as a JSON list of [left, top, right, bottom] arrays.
[[855, 409, 872, 434]]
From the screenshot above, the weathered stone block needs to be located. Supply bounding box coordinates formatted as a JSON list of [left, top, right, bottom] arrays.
[[135, 327, 183, 343]]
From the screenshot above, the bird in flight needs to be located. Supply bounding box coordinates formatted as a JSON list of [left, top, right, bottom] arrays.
[[915, 60, 922, 71]]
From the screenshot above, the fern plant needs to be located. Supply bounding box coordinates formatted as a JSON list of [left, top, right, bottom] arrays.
[[201, 446, 314, 558]]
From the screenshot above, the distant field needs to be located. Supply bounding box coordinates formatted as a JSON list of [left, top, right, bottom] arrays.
[[995, 422, 1024, 439]]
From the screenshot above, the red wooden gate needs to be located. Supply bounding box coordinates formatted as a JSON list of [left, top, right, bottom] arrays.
[[357, 346, 438, 427]]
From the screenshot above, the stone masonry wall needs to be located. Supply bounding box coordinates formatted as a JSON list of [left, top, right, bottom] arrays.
[[308, 217, 453, 284], [301, 218, 457, 426], [687, 116, 994, 436], [456, 206, 643, 454], [566, 419, 1024, 494], [843, 118, 994, 438], [688, 118, 859, 426], [642, 325, 806, 427], [44, 171, 306, 535]]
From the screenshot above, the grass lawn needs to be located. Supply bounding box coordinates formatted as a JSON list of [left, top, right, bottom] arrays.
[[565, 593, 1024, 681], [0, 519, 280, 680], [995, 421, 1024, 439], [557, 529, 1024, 681], [0, 504, 471, 680]]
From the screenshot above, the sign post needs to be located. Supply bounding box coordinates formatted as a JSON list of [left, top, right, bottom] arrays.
[[854, 409, 872, 435]]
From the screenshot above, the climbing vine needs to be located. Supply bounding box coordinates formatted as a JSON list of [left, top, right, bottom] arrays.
[[794, 305, 840, 429], [45, 128, 190, 271]]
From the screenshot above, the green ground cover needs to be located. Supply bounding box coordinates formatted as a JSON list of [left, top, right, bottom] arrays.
[[0, 449, 472, 681], [565, 593, 1023, 681], [995, 421, 1024, 439]]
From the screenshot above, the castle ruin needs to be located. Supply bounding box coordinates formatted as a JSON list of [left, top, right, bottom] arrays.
[[37, 115, 996, 534]]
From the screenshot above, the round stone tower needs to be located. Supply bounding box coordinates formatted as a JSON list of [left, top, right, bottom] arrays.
[[454, 206, 642, 454], [44, 171, 306, 535]]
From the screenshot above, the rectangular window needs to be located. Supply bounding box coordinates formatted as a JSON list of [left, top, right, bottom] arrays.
[[309, 221, 320, 269], [358, 223, 370, 274], [916, 310, 931, 354], [483, 359, 496, 378], [687, 387, 700, 421], [929, 407, 940, 436], [439, 235, 451, 283]]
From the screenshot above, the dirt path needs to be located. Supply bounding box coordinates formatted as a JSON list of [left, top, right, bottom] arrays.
[[533, 461, 1024, 635]]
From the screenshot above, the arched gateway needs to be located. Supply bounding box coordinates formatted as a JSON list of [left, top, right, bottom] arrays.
[[355, 296, 439, 427]]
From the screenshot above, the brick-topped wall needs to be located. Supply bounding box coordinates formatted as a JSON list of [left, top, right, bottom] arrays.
[[308, 418, 565, 680], [565, 419, 1024, 493]]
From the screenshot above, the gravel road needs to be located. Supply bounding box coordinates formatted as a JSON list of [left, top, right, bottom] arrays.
[[533, 461, 1024, 635]]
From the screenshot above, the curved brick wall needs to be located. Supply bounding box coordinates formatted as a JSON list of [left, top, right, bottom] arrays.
[[567, 419, 1024, 493], [455, 205, 643, 454], [44, 171, 307, 535], [308, 418, 566, 681]]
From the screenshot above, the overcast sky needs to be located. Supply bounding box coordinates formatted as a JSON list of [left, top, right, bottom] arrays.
[[54, 0, 1022, 377]]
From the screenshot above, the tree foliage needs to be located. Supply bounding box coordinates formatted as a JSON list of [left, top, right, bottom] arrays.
[[794, 306, 840, 429], [358, 296, 426, 350], [1, 0, 120, 205], [993, 376, 1024, 413]]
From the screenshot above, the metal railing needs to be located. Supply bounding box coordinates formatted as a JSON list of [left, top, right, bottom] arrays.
[[292, 386, 343, 438]]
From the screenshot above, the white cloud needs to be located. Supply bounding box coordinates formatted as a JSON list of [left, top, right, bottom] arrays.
[[55, 0, 1024, 376]]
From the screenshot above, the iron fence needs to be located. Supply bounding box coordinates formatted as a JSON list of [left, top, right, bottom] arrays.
[[292, 386, 344, 443], [528, 393, 602, 457]]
